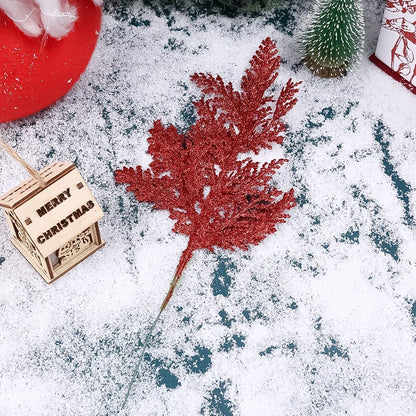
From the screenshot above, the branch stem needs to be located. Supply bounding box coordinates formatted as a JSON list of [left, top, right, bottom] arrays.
[[121, 239, 195, 411], [121, 310, 162, 410], [160, 240, 195, 312]]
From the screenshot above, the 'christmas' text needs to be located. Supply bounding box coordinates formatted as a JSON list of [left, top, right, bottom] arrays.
[[36, 200, 95, 244]]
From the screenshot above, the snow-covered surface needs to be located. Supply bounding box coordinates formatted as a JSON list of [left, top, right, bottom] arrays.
[[1, 1, 416, 415]]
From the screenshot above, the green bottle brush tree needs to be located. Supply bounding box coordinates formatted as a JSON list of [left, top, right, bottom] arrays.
[[301, 0, 364, 77]]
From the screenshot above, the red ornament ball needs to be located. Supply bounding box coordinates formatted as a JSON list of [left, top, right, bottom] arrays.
[[0, 0, 102, 123]]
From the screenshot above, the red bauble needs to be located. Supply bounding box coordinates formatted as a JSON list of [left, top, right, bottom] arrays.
[[0, 0, 102, 123]]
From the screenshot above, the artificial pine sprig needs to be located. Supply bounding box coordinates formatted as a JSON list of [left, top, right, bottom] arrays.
[[115, 37, 300, 408], [301, 0, 365, 77]]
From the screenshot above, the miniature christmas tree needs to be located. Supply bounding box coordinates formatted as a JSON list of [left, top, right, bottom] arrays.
[[301, 0, 364, 77]]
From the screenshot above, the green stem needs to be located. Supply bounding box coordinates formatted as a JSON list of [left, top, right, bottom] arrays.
[[121, 310, 162, 410], [121, 239, 195, 411]]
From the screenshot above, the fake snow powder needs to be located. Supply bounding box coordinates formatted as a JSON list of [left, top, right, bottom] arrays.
[[0, 1, 416, 415]]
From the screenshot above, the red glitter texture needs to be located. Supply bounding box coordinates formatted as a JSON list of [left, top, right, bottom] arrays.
[[116, 37, 300, 311]]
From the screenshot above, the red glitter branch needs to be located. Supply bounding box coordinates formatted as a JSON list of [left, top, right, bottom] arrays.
[[115, 37, 300, 408]]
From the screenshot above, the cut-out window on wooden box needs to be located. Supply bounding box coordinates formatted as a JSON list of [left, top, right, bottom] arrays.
[[0, 162, 105, 283]]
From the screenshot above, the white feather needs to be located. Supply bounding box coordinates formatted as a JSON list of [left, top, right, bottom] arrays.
[[0, 0, 43, 37], [33, 0, 77, 38], [0, 0, 101, 38]]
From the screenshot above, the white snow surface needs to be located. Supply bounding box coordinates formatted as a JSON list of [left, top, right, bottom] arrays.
[[1, 1, 416, 415]]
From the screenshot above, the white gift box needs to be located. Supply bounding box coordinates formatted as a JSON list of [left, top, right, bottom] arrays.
[[370, 0, 416, 94]]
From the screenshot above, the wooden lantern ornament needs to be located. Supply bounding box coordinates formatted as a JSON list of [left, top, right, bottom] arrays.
[[0, 141, 105, 283]]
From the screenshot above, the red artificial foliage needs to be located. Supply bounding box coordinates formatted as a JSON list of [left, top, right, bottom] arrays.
[[116, 37, 299, 312], [116, 37, 300, 408]]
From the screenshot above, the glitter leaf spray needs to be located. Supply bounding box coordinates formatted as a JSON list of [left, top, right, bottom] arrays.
[[115, 37, 300, 408]]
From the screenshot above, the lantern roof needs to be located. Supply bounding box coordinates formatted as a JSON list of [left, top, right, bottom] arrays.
[[0, 162, 75, 209]]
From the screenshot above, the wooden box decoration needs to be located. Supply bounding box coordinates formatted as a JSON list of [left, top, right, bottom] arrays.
[[370, 0, 416, 94], [0, 162, 105, 283]]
